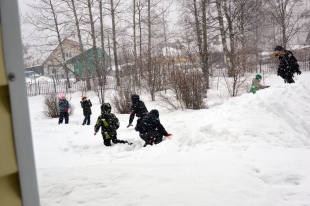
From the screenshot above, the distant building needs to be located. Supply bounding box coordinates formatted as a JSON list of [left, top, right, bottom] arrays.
[[66, 47, 109, 78], [24, 65, 43, 75], [293, 45, 310, 62], [42, 38, 81, 79]]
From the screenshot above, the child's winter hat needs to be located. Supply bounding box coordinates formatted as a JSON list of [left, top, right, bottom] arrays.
[[131, 94, 139, 102], [59, 92, 65, 99], [274, 45, 284, 51], [150, 109, 159, 118], [273, 45, 285, 57], [101, 103, 112, 114], [255, 74, 262, 80]]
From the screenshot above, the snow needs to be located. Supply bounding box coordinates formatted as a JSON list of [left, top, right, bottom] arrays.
[[162, 47, 182, 57], [28, 72, 310, 206], [25, 76, 53, 84]]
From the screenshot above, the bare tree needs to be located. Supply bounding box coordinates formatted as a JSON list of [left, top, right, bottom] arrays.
[[22, 43, 39, 68], [99, 0, 107, 86], [216, 0, 229, 66], [87, 0, 105, 102], [110, 0, 121, 86], [143, 0, 173, 101], [179, 0, 210, 90], [147, 0, 154, 100], [50, 0, 74, 88], [65, 0, 91, 90], [201, 0, 209, 88], [87, 0, 101, 79], [132, 0, 139, 88], [266, 0, 305, 49], [136, 0, 146, 78], [214, 0, 260, 96], [27, 0, 76, 87]]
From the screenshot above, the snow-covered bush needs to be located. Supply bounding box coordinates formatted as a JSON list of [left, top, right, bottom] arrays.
[[44, 93, 59, 118], [43, 93, 74, 118], [112, 88, 131, 114], [170, 69, 205, 109]]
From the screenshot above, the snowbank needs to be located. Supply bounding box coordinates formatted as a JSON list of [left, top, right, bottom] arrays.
[[28, 72, 310, 206]]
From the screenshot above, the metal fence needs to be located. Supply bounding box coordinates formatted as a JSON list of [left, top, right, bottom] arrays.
[[26, 81, 85, 96], [26, 61, 309, 96], [258, 61, 310, 74], [26, 79, 116, 96]]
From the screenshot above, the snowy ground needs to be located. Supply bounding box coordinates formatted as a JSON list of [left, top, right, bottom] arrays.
[[28, 72, 310, 206]]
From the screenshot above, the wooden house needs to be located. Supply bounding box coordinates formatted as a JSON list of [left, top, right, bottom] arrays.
[[66, 47, 109, 78], [42, 38, 81, 79]]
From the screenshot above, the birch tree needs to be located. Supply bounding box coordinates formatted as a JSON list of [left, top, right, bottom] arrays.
[[27, 0, 75, 87], [65, 0, 91, 90], [266, 0, 305, 49], [99, 0, 107, 86], [190, 0, 209, 89], [110, 0, 121, 86], [136, 0, 146, 78], [132, 0, 139, 88], [147, 0, 154, 100], [87, 0, 105, 102]]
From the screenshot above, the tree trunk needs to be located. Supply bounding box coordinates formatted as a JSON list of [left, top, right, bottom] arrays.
[[108, 34, 112, 72], [216, 0, 229, 69], [201, 0, 209, 89], [110, 0, 120, 86], [49, 0, 71, 88], [239, 0, 247, 73], [87, 0, 102, 85], [147, 0, 154, 101], [99, 0, 107, 86], [193, 0, 209, 90], [162, 10, 168, 91], [133, 0, 139, 88], [193, 0, 202, 57], [223, 0, 235, 77], [138, 1, 143, 78], [69, 0, 91, 90], [280, 0, 287, 49]]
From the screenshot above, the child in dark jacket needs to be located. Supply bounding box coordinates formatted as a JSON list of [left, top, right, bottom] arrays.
[[58, 93, 70, 124], [94, 103, 131, 146], [80, 96, 92, 125], [127, 94, 148, 131], [137, 109, 171, 147], [273, 45, 302, 83]]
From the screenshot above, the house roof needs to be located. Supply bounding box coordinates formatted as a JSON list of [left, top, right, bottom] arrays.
[[66, 47, 108, 64], [42, 38, 81, 65], [24, 65, 43, 71], [63, 38, 80, 48]]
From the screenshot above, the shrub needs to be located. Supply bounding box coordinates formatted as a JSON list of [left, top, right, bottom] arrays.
[[43, 93, 73, 118], [44, 93, 59, 118], [170, 69, 205, 109], [112, 88, 132, 114]]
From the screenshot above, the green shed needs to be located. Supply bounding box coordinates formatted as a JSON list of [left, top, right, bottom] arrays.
[[66, 47, 109, 78]]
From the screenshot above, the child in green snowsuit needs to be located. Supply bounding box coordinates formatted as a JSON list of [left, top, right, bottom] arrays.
[[94, 103, 130, 146], [250, 74, 270, 94]]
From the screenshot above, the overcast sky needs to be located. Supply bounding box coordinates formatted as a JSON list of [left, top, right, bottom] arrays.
[[18, 0, 36, 40]]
